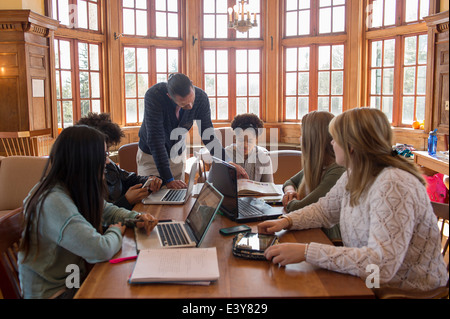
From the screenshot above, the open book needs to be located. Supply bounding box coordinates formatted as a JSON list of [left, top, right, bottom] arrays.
[[129, 248, 220, 285], [237, 179, 282, 196]]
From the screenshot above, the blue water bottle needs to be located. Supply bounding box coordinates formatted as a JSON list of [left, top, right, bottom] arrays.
[[427, 128, 437, 156]]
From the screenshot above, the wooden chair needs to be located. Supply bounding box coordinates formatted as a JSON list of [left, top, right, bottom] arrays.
[[0, 131, 53, 157], [118, 142, 139, 173], [374, 201, 449, 299], [0, 207, 24, 299], [268, 150, 303, 184]]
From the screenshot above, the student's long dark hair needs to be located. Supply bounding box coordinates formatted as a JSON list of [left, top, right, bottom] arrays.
[[20, 125, 107, 259]]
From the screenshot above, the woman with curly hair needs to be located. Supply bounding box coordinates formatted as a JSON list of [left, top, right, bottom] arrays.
[[224, 113, 273, 182], [77, 113, 162, 209]]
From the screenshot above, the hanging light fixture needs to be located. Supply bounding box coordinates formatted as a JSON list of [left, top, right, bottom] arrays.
[[227, 0, 257, 33]]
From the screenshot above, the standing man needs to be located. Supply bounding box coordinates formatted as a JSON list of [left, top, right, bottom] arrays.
[[138, 73, 239, 189]]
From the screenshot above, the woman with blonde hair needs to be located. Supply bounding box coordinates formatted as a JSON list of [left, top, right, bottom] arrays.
[[259, 108, 448, 291], [282, 111, 345, 241]]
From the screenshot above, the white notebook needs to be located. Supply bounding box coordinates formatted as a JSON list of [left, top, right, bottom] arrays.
[[129, 247, 220, 285]]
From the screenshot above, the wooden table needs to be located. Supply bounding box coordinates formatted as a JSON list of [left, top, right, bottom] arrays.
[[75, 199, 374, 299], [413, 151, 449, 176]]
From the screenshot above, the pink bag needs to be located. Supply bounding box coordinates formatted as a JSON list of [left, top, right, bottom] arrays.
[[424, 173, 448, 203]]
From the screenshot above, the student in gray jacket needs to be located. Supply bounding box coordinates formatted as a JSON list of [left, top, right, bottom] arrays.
[[18, 125, 157, 299]]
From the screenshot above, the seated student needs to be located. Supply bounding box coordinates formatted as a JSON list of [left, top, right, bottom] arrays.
[[258, 108, 448, 291], [18, 125, 157, 299], [77, 113, 162, 210], [282, 111, 345, 242], [224, 113, 273, 182]]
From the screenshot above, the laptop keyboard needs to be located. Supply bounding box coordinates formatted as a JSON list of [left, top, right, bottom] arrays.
[[238, 199, 263, 216], [161, 189, 187, 202], [157, 223, 190, 246]]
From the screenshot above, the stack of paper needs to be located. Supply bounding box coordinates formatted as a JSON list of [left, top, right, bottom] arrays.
[[129, 247, 220, 285]]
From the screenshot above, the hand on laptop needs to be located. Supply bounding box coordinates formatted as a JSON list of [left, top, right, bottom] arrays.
[[166, 180, 187, 189], [145, 176, 163, 192], [135, 213, 158, 235], [228, 162, 249, 179], [125, 184, 152, 205]]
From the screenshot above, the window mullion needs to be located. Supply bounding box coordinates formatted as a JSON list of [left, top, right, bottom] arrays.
[[311, 0, 318, 36], [393, 35, 403, 126], [310, 45, 318, 112], [229, 48, 236, 120], [72, 39, 82, 122]]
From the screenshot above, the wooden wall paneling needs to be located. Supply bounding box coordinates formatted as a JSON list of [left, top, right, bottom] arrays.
[[434, 25, 449, 132], [0, 10, 58, 156], [0, 41, 27, 132], [424, 11, 449, 135]]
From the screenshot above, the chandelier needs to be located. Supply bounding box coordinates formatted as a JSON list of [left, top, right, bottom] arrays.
[[228, 0, 258, 33]]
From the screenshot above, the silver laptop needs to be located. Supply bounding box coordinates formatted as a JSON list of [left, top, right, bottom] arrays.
[[135, 182, 224, 250], [142, 161, 198, 205]]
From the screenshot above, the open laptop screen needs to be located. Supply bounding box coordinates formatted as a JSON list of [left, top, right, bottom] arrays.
[[185, 182, 223, 243], [207, 159, 239, 219]]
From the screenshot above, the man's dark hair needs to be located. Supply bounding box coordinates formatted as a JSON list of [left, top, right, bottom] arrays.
[[231, 113, 264, 135], [76, 112, 125, 147], [167, 73, 193, 98]]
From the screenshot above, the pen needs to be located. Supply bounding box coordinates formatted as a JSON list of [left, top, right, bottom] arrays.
[[123, 218, 172, 225], [109, 255, 138, 264]]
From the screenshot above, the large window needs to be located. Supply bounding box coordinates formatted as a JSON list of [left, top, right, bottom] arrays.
[[54, 38, 103, 129], [367, 0, 430, 28], [54, 39, 74, 128], [285, 44, 344, 120], [366, 0, 430, 126], [204, 50, 229, 120], [202, 0, 262, 121], [52, 0, 99, 31], [123, 47, 180, 124], [204, 48, 262, 120], [285, 0, 346, 37], [369, 39, 395, 122], [401, 34, 428, 124], [283, 1, 346, 120], [47, 0, 436, 131], [122, 0, 180, 38], [120, 0, 181, 125], [51, 0, 103, 129]]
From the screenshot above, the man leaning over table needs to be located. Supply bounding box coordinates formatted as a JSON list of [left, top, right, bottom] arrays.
[[137, 73, 248, 189]]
